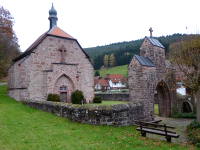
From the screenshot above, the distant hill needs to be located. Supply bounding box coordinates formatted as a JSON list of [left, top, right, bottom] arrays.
[[84, 33, 193, 69]]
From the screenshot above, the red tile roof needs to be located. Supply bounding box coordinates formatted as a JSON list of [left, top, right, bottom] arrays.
[[95, 78, 109, 87], [48, 26, 75, 39], [105, 74, 125, 83], [13, 26, 90, 62]]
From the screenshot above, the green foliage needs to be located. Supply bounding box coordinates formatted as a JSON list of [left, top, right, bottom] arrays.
[[187, 120, 200, 130], [196, 143, 200, 148], [94, 70, 100, 76], [154, 104, 159, 115], [47, 93, 60, 102], [93, 96, 102, 103], [172, 112, 196, 118], [187, 120, 200, 145], [0, 85, 195, 150], [71, 90, 84, 104]]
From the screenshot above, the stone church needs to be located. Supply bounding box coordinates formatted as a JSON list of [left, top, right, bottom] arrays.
[[128, 28, 177, 120], [8, 4, 94, 103]]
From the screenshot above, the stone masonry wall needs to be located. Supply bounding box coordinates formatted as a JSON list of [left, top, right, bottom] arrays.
[[129, 37, 177, 117], [22, 100, 145, 126], [9, 35, 94, 103], [128, 57, 156, 121], [95, 93, 129, 101]]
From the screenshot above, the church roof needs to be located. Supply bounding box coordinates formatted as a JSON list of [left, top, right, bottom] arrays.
[[146, 37, 165, 49], [135, 55, 155, 67], [48, 26, 75, 39], [13, 27, 89, 62]]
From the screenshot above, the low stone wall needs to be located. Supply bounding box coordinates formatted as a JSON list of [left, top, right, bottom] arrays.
[[95, 93, 129, 101], [22, 100, 146, 126]]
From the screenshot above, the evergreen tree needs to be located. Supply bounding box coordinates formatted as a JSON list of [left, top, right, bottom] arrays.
[[94, 70, 100, 76]]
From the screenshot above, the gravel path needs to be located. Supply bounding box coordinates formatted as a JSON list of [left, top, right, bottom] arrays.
[[0, 82, 6, 85], [146, 116, 194, 143]]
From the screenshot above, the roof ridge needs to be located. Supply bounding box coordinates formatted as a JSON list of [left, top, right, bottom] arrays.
[[47, 26, 75, 39], [145, 37, 165, 49]]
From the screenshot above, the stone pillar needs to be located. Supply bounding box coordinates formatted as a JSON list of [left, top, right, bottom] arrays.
[[128, 61, 156, 121]]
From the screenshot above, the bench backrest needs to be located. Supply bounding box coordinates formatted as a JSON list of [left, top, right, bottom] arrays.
[[137, 121, 176, 135], [138, 121, 175, 129]]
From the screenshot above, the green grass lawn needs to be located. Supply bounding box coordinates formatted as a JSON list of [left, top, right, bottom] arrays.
[[85, 100, 127, 106], [154, 104, 159, 115], [99, 65, 128, 77], [0, 85, 195, 150]]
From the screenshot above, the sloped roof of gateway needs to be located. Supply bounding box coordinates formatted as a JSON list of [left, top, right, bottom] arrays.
[[135, 55, 155, 67], [13, 27, 90, 62], [146, 37, 165, 49]]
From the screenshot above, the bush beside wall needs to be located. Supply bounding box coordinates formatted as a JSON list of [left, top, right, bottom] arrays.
[[187, 120, 200, 147], [71, 90, 84, 104], [47, 94, 60, 102]]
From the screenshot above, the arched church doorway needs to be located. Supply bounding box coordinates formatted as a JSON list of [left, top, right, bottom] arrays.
[[54, 74, 74, 103], [182, 101, 192, 113], [60, 85, 68, 102], [155, 81, 171, 117]]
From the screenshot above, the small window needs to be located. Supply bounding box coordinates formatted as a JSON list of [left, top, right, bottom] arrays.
[[60, 85, 67, 91]]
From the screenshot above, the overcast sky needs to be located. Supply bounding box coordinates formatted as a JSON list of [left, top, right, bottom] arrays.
[[1, 0, 200, 52]]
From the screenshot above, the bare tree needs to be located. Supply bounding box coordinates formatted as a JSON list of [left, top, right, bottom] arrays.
[[0, 6, 20, 79], [169, 35, 200, 121], [103, 54, 109, 68], [109, 53, 116, 67]]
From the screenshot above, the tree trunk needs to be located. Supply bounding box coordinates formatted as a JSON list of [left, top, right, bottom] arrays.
[[195, 91, 200, 122]]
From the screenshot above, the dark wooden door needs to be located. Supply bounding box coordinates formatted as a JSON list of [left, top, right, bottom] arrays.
[[60, 92, 67, 102]]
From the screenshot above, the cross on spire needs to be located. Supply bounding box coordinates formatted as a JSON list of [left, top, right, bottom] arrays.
[[149, 27, 153, 37]]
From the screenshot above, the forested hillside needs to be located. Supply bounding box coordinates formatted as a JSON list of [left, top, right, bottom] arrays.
[[84, 34, 192, 69], [0, 6, 20, 79]]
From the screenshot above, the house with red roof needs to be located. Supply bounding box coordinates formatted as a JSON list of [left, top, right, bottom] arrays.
[[105, 74, 127, 89], [94, 74, 127, 91], [94, 78, 110, 91], [8, 4, 94, 103]]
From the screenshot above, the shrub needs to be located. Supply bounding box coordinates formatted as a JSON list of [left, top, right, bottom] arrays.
[[172, 112, 196, 119], [187, 120, 200, 130], [71, 90, 84, 104], [47, 93, 60, 102], [187, 120, 200, 145], [93, 96, 102, 103], [196, 143, 200, 148]]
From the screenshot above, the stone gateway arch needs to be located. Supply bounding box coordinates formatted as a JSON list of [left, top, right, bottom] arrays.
[[128, 30, 177, 120]]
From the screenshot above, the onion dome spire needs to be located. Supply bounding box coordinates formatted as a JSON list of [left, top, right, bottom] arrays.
[[48, 3, 58, 29]]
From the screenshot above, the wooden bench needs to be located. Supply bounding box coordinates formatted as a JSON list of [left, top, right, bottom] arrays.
[[136, 121, 179, 142]]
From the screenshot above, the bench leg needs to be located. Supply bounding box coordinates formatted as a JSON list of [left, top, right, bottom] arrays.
[[141, 131, 146, 137], [166, 136, 171, 142]]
